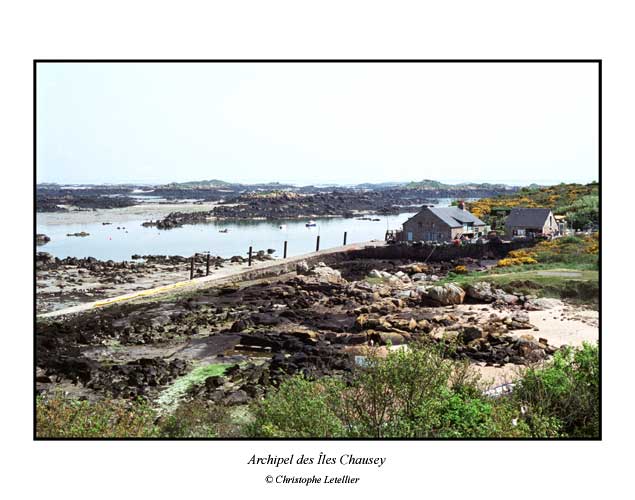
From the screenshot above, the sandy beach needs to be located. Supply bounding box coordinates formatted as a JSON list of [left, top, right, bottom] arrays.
[[465, 300, 599, 386]]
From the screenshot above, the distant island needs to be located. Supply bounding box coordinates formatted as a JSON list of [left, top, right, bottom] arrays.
[[36, 178, 521, 214]]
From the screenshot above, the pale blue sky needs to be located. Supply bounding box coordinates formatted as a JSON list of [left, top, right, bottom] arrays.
[[36, 62, 599, 186]]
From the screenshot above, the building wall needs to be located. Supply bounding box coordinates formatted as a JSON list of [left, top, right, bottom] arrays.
[[401, 210, 453, 242], [401, 209, 486, 242], [506, 211, 558, 237], [543, 213, 557, 235], [351, 239, 537, 261]]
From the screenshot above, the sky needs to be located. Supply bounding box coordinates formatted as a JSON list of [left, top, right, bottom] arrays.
[[36, 62, 599, 186]]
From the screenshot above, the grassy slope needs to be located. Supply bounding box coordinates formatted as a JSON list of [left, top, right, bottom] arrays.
[[440, 235, 599, 305], [441, 266, 598, 304], [466, 182, 599, 229]]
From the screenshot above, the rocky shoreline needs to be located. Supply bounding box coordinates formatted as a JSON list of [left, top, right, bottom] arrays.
[[35, 250, 276, 314], [35, 254, 594, 411], [134, 191, 437, 229]]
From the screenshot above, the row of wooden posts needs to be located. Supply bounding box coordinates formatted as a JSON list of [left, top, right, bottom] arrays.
[[188, 231, 349, 279]]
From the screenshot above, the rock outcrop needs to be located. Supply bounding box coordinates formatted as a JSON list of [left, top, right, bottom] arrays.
[[424, 283, 466, 305]]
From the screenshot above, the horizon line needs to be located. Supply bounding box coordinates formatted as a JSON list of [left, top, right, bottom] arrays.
[[36, 178, 599, 187]]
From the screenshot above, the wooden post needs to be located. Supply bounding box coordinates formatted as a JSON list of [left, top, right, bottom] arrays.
[[343, 231, 347, 246], [206, 253, 210, 276], [190, 255, 194, 280], [283, 240, 288, 259], [248, 246, 253, 266], [316, 235, 320, 252]]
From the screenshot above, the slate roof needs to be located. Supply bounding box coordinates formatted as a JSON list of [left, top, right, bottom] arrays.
[[505, 208, 553, 228], [430, 207, 486, 227], [405, 207, 485, 228]]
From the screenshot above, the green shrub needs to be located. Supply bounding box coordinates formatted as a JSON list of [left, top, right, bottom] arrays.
[[339, 343, 454, 437], [249, 342, 531, 438], [559, 195, 599, 230], [248, 342, 599, 439], [158, 399, 230, 438], [513, 342, 599, 438], [433, 389, 495, 437], [247, 376, 347, 438], [36, 394, 159, 438]]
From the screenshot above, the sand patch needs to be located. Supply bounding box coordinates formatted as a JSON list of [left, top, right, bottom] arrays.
[[454, 300, 598, 386]]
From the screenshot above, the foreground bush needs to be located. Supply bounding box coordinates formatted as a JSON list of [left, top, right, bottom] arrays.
[[37, 343, 599, 439], [158, 400, 225, 438], [249, 343, 526, 438], [513, 342, 599, 438], [249, 341, 600, 439], [246, 376, 347, 437], [36, 394, 159, 438]]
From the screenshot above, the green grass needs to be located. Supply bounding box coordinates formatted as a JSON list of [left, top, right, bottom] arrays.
[[436, 235, 599, 305], [439, 264, 598, 306], [155, 363, 230, 414], [440, 265, 597, 285]]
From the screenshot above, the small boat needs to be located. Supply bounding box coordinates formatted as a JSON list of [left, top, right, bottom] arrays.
[[305, 220, 317, 227], [219, 228, 229, 233], [279, 224, 287, 230]]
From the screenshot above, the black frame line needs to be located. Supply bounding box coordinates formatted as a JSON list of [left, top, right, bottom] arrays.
[[33, 59, 602, 441]]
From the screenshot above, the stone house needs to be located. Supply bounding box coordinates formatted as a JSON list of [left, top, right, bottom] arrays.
[[504, 207, 560, 238], [400, 203, 487, 242]]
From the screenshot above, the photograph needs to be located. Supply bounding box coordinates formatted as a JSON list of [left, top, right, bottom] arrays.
[[34, 60, 600, 440]]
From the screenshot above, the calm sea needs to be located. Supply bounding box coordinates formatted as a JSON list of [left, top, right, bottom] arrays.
[[36, 198, 460, 261]]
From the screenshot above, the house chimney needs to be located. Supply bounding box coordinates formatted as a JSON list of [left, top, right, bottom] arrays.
[[458, 200, 466, 211]]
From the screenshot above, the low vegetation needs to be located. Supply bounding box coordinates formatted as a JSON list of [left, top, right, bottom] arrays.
[[496, 249, 538, 267], [441, 234, 599, 306], [513, 343, 599, 437], [36, 342, 599, 439], [247, 341, 599, 439], [158, 400, 232, 438], [36, 395, 159, 438], [466, 182, 599, 230]]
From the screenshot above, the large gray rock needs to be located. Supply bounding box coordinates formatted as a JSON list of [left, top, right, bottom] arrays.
[[308, 263, 345, 284], [465, 281, 495, 302], [225, 389, 250, 406], [425, 283, 466, 305], [296, 260, 310, 275]]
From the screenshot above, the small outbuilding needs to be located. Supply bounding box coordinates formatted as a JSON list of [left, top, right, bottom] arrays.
[[504, 207, 559, 238], [400, 203, 487, 242]]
